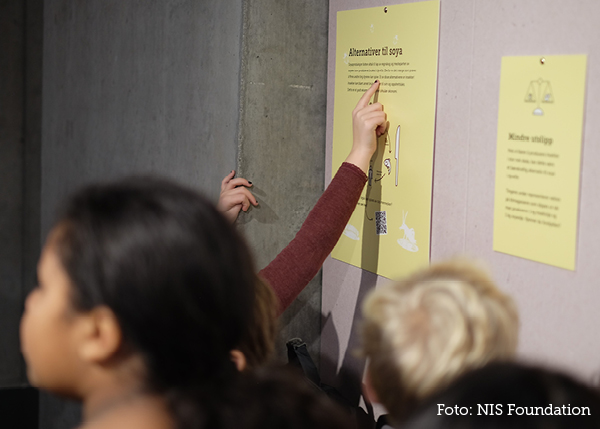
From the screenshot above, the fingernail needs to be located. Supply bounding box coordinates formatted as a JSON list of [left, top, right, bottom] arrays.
[[248, 181, 253, 185], [374, 80, 378, 83]]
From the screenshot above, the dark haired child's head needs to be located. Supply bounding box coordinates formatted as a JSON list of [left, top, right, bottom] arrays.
[[402, 361, 600, 429], [20, 176, 256, 425], [233, 365, 352, 429]]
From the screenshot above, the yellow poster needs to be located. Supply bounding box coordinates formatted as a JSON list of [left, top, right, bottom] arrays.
[[493, 55, 587, 270], [331, 1, 440, 279]]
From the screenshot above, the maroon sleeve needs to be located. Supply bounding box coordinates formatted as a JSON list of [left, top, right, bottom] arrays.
[[259, 162, 367, 315]]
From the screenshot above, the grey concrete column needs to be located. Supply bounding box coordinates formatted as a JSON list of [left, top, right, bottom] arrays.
[[237, 0, 329, 361]]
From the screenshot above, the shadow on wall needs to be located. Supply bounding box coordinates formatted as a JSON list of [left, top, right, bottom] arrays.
[[320, 269, 380, 429], [236, 185, 280, 225]]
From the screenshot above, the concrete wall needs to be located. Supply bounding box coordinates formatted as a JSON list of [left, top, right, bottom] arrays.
[[0, 0, 43, 425], [0, 0, 27, 388], [0, 0, 42, 388], [41, 0, 245, 234]]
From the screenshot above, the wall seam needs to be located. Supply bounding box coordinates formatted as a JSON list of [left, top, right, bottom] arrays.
[[236, 0, 250, 176], [462, 0, 477, 253]]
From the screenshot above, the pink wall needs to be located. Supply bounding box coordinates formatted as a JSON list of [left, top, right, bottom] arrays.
[[322, 0, 600, 408]]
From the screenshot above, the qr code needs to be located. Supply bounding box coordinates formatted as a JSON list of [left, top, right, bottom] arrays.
[[375, 211, 388, 235]]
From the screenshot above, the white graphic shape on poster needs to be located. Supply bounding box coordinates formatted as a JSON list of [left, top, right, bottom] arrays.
[[397, 211, 419, 252], [344, 223, 360, 241]]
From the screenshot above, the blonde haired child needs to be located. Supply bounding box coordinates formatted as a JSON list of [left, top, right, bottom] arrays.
[[361, 259, 519, 426]]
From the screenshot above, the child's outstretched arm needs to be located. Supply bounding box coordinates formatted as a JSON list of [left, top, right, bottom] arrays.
[[260, 81, 388, 314], [217, 170, 258, 223], [345, 80, 388, 173]]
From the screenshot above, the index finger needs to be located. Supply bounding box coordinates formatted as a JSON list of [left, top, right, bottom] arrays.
[[355, 80, 380, 110]]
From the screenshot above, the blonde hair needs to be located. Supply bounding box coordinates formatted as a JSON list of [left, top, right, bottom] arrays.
[[362, 259, 519, 423]]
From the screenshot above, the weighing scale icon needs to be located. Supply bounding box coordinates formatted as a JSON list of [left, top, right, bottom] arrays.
[[525, 78, 554, 116]]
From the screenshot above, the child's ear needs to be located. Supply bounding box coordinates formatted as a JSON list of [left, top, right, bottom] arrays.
[[77, 306, 122, 363], [363, 368, 380, 404]]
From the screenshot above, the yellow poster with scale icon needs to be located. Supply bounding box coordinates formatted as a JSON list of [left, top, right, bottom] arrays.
[[331, 1, 440, 279], [493, 55, 587, 270]]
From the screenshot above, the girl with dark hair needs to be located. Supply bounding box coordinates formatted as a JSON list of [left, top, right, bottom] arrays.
[[20, 178, 257, 429]]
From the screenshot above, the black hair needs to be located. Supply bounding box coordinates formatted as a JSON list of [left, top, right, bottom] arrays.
[[53, 176, 256, 428], [226, 365, 352, 429], [402, 361, 600, 429]]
